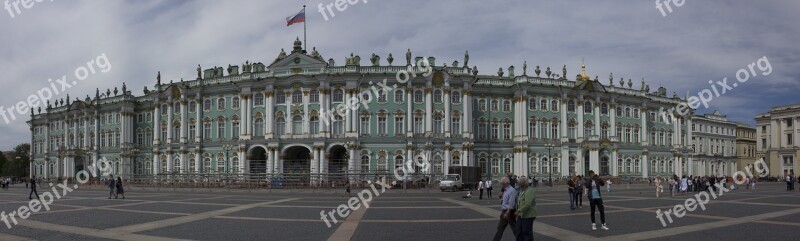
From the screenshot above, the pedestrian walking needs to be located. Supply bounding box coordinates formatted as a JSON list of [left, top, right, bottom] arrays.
[[479, 178, 485, 200], [344, 184, 351, 197], [492, 177, 517, 241], [606, 179, 612, 192], [108, 174, 116, 199], [584, 170, 609, 231], [567, 176, 576, 210], [574, 175, 584, 209], [654, 176, 662, 198], [515, 177, 536, 241], [29, 175, 40, 199], [486, 179, 493, 199], [115, 177, 125, 199]]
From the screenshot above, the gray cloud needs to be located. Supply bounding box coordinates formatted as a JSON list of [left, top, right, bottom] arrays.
[[0, 0, 797, 149]]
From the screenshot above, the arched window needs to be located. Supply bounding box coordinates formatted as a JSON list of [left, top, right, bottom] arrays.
[[254, 118, 264, 136], [601, 103, 608, 115], [452, 152, 461, 166], [232, 157, 239, 173], [232, 96, 240, 109], [616, 107, 623, 117], [503, 158, 511, 174], [541, 157, 549, 174], [174, 157, 181, 173], [434, 155, 443, 174], [292, 115, 303, 135], [395, 155, 404, 172], [394, 89, 404, 103], [414, 90, 424, 103], [361, 153, 370, 173], [634, 109, 640, 119], [530, 157, 538, 174], [204, 99, 211, 111], [503, 100, 511, 112], [568, 100, 576, 112], [479, 99, 487, 111], [540, 99, 547, 111], [433, 89, 442, 103], [377, 89, 386, 103], [217, 118, 226, 139], [310, 116, 319, 135], [203, 157, 211, 173], [480, 157, 488, 175], [551, 100, 559, 111], [584, 101, 593, 114], [452, 91, 461, 103], [310, 90, 319, 103], [529, 98, 537, 110], [217, 97, 226, 110], [189, 158, 196, 173], [491, 99, 499, 112], [189, 101, 197, 113], [292, 90, 302, 103], [276, 91, 286, 104], [217, 156, 226, 173], [333, 89, 343, 102], [491, 158, 500, 175], [255, 93, 264, 106], [552, 158, 560, 174], [276, 117, 286, 136]]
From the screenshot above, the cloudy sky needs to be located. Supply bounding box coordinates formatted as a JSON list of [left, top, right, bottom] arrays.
[[0, 0, 798, 150]]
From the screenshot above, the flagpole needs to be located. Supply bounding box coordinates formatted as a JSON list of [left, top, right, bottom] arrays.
[[303, 5, 307, 52]]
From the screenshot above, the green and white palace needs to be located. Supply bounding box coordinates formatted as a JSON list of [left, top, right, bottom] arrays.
[[28, 39, 695, 181]]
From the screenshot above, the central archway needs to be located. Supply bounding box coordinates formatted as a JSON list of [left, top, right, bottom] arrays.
[[248, 146, 267, 175], [328, 145, 348, 181], [282, 146, 311, 174]]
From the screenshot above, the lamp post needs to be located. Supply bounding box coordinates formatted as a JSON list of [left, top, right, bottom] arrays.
[[223, 145, 233, 175], [545, 143, 555, 187]]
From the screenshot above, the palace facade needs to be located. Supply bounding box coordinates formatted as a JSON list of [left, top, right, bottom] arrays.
[[756, 104, 800, 177], [28, 39, 693, 181]]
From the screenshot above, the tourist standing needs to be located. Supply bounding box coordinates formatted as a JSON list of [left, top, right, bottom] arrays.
[[486, 179, 493, 199], [654, 176, 662, 198], [479, 178, 485, 199], [584, 170, 609, 231], [515, 177, 536, 241], [680, 175, 688, 195], [108, 174, 116, 199], [492, 177, 517, 241], [29, 175, 40, 200], [574, 175, 584, 209], [567, 176, 576, 210], [606, 179, 612, 192], [115, 177, 125, 199]]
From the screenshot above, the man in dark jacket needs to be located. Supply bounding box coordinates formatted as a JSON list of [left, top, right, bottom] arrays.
[[29, 175, 40, 199], [584, 170, 608, 231]]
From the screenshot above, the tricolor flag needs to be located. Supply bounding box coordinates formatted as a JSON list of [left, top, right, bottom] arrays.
[[286, 8, 305, 26]]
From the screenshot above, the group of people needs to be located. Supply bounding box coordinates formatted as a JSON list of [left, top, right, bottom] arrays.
[[566, 171, 610, 231], [1, 178, 9, 190], [108, 174, 125, 199], [652, 175, 758, 198], [492, 172, 537, 241], [786, 174, 800, 191]]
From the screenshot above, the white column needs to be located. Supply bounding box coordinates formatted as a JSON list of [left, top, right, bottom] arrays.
[[444, 89, 451, 137], [153, 154, 160, 175], [181, 101, 188, 143], [195, 103, 202, 143], [463, 89, 471, 138], [444, 148, 451, 175], [610, 103, 617, 138], [286, 91, 292, 136], [425, 88, 432, 134], [303, 90, 309, 135], [406, 88, 413, 137], [320, 147, 327, 175], [239, 95, 246, 137], [167, 102, 173, 143], [561, 97, 567, 141], [154, 104, 161, 146], [576, 148, 584, 175], [195, 151, 201, 173], [320, 89, 328, 137], [180, 152, 187, 173], [594, 100, 601, 137], [611, 149, 618, 176], [345, 89, 352, 134], [642, 108, 648, 144], [83, 117, 90, 147], [266, 92, 274, 138], [167, 152, 173, 172], [590, 149, 599, 173], [642, 154, 649, 178], [577, 100, 584, 141]]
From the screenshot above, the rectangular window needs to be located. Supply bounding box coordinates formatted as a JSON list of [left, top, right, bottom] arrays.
[[310, 91, 319, 103], [503, 123, 511, 140], [361, 116, 370, 135], [394, 90, 404, 103], [378, 117, 387, 135], [478, 123, 487, 139], [394, 116, 404, 135], [232, 122, 239, 139], [491, 123, 499, 140], [452, 118, 461, 135], [414, 117, 424, 134], [218, 121, 225, 139]]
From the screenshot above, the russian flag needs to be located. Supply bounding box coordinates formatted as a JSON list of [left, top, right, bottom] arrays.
[[286, 8, 305, 26]]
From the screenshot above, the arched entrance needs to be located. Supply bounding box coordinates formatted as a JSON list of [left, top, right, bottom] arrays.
[[248, 146, 267, 174], [282, 146, 311, 174], [328, 145, 348, 181], [75, 156, 86, 179], [583, 151, 590, 176]]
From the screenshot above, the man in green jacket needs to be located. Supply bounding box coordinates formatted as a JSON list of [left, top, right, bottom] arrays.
[[515, 177, 536, 241]]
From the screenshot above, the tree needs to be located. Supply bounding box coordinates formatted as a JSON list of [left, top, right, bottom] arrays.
[[0, 153, 7, 175]]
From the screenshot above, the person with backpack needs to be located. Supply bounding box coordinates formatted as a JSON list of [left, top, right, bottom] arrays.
[[584, 170, 609, 231]]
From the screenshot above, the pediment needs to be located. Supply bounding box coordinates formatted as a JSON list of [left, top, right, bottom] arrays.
[[268, 52, 328, 71]]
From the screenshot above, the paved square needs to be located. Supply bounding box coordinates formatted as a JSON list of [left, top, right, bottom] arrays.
[[0, 182, 797, 240]]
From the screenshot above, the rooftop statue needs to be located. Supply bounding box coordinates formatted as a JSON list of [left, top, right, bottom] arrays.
[[370, 53, 380, 66], [535, 65, 541, 77], [464, 50, 469, 67], [545, 67, 552, 78], [197, 64, 202, 79], [523, 61, 527, 76], [406, 49, 411, 66], [562, 65, 567, 79], [387, 53, 394, 66]]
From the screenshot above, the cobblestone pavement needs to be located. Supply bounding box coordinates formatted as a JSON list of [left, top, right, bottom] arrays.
[[0, 182, 796, 240]]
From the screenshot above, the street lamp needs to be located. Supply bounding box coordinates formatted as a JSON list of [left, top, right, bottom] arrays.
[[544, 143, 555, 187], [223, 145, 233, 175]]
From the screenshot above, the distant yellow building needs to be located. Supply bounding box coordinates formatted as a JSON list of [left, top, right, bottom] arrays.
[[735, 123, 756, 171], [756, 104, 800, 177]]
